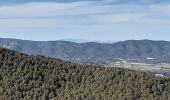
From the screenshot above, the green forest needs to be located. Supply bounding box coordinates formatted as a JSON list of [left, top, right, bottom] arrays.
[[0, 48, 170, 100]]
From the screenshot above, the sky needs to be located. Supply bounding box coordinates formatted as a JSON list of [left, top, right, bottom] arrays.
[[0, 0, 170, 42]]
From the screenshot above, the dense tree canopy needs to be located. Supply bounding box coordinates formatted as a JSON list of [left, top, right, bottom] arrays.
[[0, 48, 170, 100]]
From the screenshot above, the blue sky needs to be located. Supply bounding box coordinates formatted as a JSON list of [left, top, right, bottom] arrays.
[[0, 0, 170, 42]]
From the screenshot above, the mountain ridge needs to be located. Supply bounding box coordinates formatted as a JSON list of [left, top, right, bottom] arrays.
[[0, 38, 170, 65]]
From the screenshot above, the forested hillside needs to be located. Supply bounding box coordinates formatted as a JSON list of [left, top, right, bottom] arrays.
[[0, 48, 170, 100]]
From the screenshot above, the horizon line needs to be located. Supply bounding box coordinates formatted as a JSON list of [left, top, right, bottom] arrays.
[[0, 37, 169, 44]]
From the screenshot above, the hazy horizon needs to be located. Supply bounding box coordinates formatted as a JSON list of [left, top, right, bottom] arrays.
[[0, 37, 169, 44]]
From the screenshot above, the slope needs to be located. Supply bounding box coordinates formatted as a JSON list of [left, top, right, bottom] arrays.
[[0, 48, 170, 100]]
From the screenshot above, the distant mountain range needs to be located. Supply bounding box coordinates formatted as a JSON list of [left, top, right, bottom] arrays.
[[0, 38, 170, 65], [58, 39, 115, 43]]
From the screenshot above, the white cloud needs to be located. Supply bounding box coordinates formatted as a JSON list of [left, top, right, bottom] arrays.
[[90, 13, 146, 24], [0, 0, 170, 29]]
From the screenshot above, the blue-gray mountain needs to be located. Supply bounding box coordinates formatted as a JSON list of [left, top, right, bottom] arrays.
[[0, 38, 170, 65]]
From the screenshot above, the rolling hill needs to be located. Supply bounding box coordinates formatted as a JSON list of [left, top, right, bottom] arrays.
[[0, 48, 170, 100], [1, 38, 170, 65]]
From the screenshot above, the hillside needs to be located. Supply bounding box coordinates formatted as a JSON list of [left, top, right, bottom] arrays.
[[1, 38, 170, 65], [0, 48, 170, 100]]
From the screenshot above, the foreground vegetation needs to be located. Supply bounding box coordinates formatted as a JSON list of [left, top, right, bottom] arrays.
[[0, 48, 170, 100]]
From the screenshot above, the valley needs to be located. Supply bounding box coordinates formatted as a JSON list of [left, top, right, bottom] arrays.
[[109, 59, 170, 77]]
